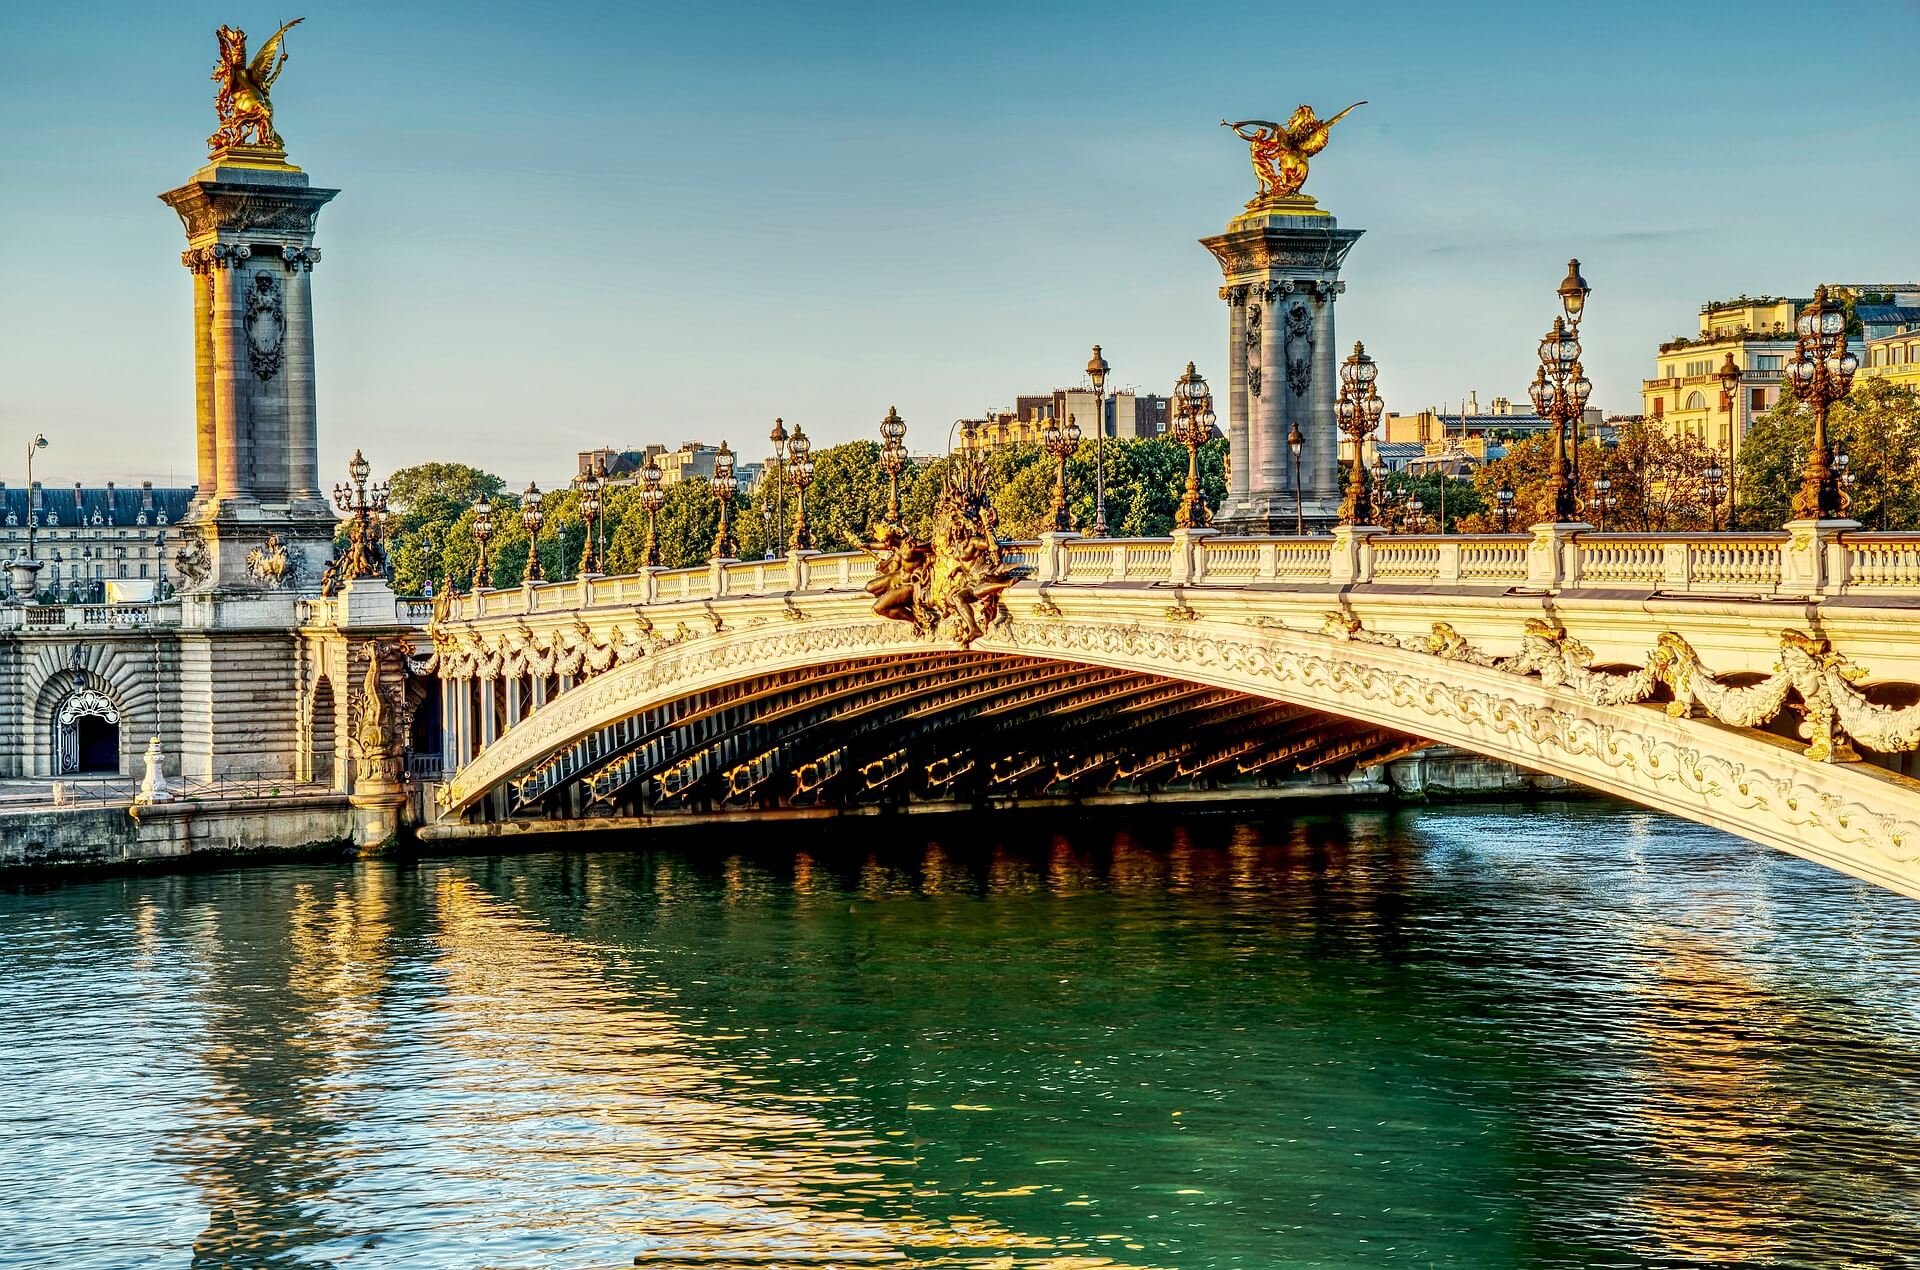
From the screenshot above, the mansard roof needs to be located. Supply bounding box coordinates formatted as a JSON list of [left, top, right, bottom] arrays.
[[0, 483, 195, 527]]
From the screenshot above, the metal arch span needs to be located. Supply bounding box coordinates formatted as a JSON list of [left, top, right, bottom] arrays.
[[437, 594, 1920, 900]]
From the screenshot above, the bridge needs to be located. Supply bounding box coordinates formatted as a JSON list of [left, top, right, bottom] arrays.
[[385, 520, 1920, 901]]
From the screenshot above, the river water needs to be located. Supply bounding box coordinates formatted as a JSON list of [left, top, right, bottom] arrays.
[[3, 801, 1919, 1268]]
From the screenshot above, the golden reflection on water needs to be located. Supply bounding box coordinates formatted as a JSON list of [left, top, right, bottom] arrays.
[[426, 871, 1152, 1268], [1625, 935, 1799, 1264]]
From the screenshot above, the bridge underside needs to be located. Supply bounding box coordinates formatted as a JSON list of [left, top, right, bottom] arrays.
[[471, 651, 1425, 823]]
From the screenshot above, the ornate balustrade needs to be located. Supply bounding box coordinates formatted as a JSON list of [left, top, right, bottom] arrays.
[[1, 603, 157, 631], [427, 527, 1920, 625]]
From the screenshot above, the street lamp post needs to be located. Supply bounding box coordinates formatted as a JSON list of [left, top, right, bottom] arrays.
[[1532, 260, 1593, 522], [1405, 493, 1427, 534], [23, 431, 47, 566], [768, 418, 788, 551], [331, 449, 391, 582], [1086, 345, 1110, 537], [1702, 459, 1725, 533], [1591, 476, 1615, 532], [1335, 342, 1384, 527], [639, 459, 664, 567], [1171, 362, 1215, 529], [470, 495, 493, 589], [786, 425, 814, 552], [1717, 352, 1742, 531], [1287, 422, 1306, 535], [710, 441, 738, 561], [1041, 411, 1082, 532], [878, 406, 908, 528], [1496, 484, 1516, 532], [573, 461, 603, 576], [520, 482, 544, 582], [1787, 285, 1859, 522]]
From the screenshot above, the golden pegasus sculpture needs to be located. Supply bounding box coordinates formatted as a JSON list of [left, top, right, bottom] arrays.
[[209, 18, 304, 153], [1223, 102, 1365, 205]]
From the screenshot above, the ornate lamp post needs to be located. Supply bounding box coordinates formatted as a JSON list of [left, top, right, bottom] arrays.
[[1495, 483, 1516, 532], [332, 448, 391, 581], [1531, 259, 1593, 522], [710, 441, 738, 561], [878, 406, 908, 528], [1786, 285, 1859, 521], [1835, 445, 1855, 516], [1702, 458, 1725, 532], [1717, 352, 1742, 530], [1086, 345, 1110, 537], [786, 424, 814, 551], [768, 418, 788, 550], [1171, 362, 1215, 529], [470, 494, 494, 589], [520, 482, 544, 582], [1404, 493, 1427, 534], [573, 460, 603, 576], [1041, 410, 1082, 532], [1335, 342, 1384, 526], [1590, 476, 1616, 532], [638, 458, 664, 567]]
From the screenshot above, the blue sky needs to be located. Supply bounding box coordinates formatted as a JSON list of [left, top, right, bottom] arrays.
[[0, 1, 1913, 486]]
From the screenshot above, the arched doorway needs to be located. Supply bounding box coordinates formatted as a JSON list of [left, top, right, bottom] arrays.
[[55, 689, 121, 775]]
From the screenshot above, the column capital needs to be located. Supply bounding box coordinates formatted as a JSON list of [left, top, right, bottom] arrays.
[[183, 243, 253, 272], [1219, 283, 1251, 306], [280, 245, 322, 271]]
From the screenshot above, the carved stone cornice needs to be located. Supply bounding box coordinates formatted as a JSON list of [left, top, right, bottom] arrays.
[[158, 180, 339, 245], [1199, 222, 1364, 282]]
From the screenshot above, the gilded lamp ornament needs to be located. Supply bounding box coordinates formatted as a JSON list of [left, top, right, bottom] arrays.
[[1222, 102, 1365, 208], [208, 19, 304, 155], [1171, 362, 1216, 529]]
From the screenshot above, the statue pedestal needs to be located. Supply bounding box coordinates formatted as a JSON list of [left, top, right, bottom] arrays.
[[1200, 205, 1363, 535]]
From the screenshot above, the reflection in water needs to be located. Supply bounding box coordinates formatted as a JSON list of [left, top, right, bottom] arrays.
[[1, 802, 1919, 1268]]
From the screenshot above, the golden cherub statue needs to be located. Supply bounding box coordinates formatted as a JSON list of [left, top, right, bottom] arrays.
[[209, 19, 304, 153], [1223, 102, 1366, 206]]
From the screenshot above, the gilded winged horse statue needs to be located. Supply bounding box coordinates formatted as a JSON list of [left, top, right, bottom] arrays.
[[209, 19, 304, 152], [1223, 102, 1365, 205]]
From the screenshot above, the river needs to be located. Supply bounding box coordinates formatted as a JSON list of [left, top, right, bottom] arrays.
[[3, 801, 1918, 1268]]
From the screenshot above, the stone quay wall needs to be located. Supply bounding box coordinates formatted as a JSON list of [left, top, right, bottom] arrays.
[[0, 795, 354, 872]]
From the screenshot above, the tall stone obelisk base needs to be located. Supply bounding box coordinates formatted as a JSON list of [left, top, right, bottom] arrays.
[[160, 148, 339, 595], [1200, 196, 1362, 534]]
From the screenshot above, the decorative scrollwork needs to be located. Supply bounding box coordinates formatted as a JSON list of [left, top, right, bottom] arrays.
[[244, 271, 286, 381]]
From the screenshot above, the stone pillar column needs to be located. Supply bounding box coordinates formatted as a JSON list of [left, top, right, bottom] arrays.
[[1224, 286, 1250, 513], [282, 248, 323, 511], [480, 679, 498, 748], [185, 254, 217, 503], [208, 245, 254, 508], [439, 676, 457, 774], [505, 675, 523, 728], [1256, 285, 1288, 504], [1307, 284, 1343, 515]]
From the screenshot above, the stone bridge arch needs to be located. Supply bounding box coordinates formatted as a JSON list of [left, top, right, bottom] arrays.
[[21, 643, 161, 778], [437, 600, 1920, 900]]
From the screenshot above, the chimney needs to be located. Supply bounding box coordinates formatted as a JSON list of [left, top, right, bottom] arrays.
[[105, 481, 116, 525], [141, 480, 155, 511], [73, 481, 83, 512]]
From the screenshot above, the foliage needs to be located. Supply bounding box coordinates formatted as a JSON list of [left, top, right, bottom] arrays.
[[1458, 422, 1719, 532], [377, 438, 1228, 593]]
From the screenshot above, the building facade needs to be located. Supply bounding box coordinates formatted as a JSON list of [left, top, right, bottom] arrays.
[[0, 481, 191, 600], [972, 390, 1178, 449], [1861, 326, 1920, 393], [1641, 297, 1795, 463]]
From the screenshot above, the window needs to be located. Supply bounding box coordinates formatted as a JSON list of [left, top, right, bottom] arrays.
[[1684, 390, 1708, 410], [1756, 355, 1781, 371], [1751, 388, 1767, 411], [1653, 397, 1665, 418]]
